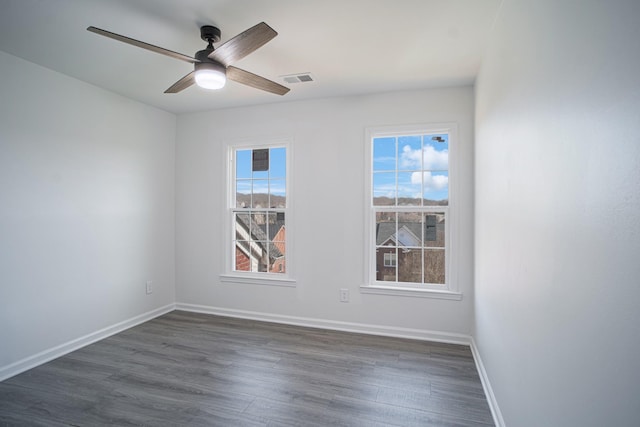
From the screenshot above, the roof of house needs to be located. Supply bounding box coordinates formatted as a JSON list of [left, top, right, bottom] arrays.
[[376, 219, 444, 247]]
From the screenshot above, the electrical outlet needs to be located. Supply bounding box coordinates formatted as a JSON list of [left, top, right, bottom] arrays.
[[146, 281, 153, 294], [339, 288, 349, 303]]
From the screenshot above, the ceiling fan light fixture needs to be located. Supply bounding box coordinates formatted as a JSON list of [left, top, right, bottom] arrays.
[[194, 62, 226, 90]]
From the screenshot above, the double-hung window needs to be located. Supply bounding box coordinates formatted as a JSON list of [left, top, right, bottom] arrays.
[[363, 124, 460, 299], [223, 142, 294, 286]]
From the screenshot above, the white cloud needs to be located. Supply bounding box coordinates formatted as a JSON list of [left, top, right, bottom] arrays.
[[411, 171, 448, 192], [400, 145, 448, 170], [400, 145, 421, 169]]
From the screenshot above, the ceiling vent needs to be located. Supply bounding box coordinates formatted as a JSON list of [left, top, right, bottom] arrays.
[[281, 73, 314, 84]]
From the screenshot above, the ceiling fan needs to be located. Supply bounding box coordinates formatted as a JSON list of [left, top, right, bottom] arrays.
[[87, 22, 290, 96]]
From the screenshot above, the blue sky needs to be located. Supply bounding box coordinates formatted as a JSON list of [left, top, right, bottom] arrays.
[[373, 134, 449, 202], [234, 137, 449, 204]]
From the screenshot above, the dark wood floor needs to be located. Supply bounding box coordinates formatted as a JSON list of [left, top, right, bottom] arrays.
[[0, 311, 494, 426]]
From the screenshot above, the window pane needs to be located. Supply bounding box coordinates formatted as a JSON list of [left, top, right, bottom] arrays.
[[398, 212, 422, 248], [423, 136, 449, 170], [398, 249, 422, 283], [376, 212, 396, 246], [398, 135, 422, 171], [424, 213, 445, 248], [252, 149, 269, 172], [250, 212, 266, 239], [270, 179, 286, 208], [373, 137, 396, 171], [236, 150, 252, 179], [235, 241, 251, 271], [373, 172, 396, 205], [270, 255, 286, 274], [235, 213, 250, 239], [252, 179, 269, 195], [422, 171, 448, 204], [269, 241, 286, 274], [274, 241, 286, 258], [425, 134, 449, 163], [236, 180, 251, 208], [376, 248, 396, 282], [424, 249, 445, 284], [270, 147, 286, 178], [397, 171, 421, 205], [251, 181, 268, 208], [268, 212, 286, 243], [252, 169, 268, 179], [252, 242, 269, 272], [265, 211, 276, 241]]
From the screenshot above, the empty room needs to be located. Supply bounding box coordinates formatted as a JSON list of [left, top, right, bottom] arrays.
[[1, 0, 639, 426]]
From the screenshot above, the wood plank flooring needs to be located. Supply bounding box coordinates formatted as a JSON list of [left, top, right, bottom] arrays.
[[0, 311, 494, 426]]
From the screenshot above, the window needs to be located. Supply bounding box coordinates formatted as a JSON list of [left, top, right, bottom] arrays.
[[224, 142, 293, 286], [384, 252, 397, 267], [363, 124, 460, 299]]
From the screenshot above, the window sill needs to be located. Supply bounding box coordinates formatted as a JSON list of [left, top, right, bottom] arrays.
[[360, 284, 462, 300], [220, 274, 296, 287]]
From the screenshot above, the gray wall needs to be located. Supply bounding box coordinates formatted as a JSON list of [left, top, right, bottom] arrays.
[[0, 51, 176, 372], [474, 1, 640, 425], [175, 87, 476, 337]]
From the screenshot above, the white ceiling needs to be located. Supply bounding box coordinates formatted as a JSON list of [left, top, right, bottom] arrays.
[[0, 0, 501, 114]]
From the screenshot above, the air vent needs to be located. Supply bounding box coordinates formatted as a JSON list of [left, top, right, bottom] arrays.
[[281, 73, 314, 84]]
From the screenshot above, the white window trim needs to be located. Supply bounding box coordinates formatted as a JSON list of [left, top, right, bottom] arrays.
[[221, 137, 296, 287], [362, 123, 461, 300], [220, 274, 296, 287]]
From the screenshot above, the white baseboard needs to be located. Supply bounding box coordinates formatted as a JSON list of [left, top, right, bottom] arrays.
[[175, 302, 471, 345], [470, 337, 505, 427], [0, 303, 175, 382]]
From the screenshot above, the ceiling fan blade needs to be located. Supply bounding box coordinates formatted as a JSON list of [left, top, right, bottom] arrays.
[[208, 22, 277, 66], [164, 71, 196, 93], [227, 66, 290, 96], [87, 26, 197, 64]]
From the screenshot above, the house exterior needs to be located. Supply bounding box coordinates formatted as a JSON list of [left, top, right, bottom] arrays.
[[375, 215, 445, 283], [234, 212, 285, 273]]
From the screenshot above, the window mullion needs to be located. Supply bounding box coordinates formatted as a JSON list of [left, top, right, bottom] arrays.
[[421, 135, 425, 208], [421, 212, 425, 285], [395, 213, 399, 283]]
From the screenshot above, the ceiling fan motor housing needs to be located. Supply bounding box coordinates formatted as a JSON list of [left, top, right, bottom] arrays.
[[195, 49, 217, 63], [200, 25, 221, 43]]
